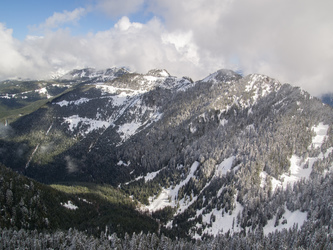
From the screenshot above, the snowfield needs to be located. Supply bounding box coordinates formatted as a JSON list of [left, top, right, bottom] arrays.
[[193, 197, 243, 239], [144, 161, 200, 213], [263, 206, 307, 235], [215, 156, 235, 177], [310, 122, 329, 149], [63, 115, 110, 134], [146, 189, 171, 212], [56, 82, 164, 141], [117, 121, 142, 142], [261, 122, 332, 191], [144, 156, 240, 237]]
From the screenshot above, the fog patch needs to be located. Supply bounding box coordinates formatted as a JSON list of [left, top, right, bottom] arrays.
[[65, 155, 78, 173], [0, 123, 14, 139], [39, 142, 54, 154], [16, 143, 28, 158]]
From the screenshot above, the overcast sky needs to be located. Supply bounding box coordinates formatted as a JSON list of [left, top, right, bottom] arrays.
[[0, 0, 332, 96]]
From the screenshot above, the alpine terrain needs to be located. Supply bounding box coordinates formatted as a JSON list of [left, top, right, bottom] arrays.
[[1, 67, 333, 248]]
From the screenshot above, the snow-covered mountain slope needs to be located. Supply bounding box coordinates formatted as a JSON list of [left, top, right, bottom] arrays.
[[58, 67, 129, 82], [52, 68, 192, 141], [1, 68, 333, 240]]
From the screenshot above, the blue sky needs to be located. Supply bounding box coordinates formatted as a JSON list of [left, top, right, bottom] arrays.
[[1, 1, 80, 39], [0, 0, 154, 40], [0, 0, 333, 96]]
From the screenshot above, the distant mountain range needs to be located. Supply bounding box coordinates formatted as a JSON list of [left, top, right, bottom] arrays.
[[321, 92, 333, 107], [1, 67, 333, 247]]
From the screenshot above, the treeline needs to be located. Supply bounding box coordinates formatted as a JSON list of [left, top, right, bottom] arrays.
[[1, 220, 333, 250]]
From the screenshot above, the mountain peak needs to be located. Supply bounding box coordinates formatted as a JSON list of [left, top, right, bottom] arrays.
[[202, 69, 242, 83], [146, 69, 170, 78], [243, 73, 282, 91]]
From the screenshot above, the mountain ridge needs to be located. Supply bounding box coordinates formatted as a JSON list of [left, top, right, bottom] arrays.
[[1, 67, 333, 241]]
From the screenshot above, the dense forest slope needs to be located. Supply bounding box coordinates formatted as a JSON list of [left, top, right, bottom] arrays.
[[0, 164, 157, 237], [1, 68, 333, 245]]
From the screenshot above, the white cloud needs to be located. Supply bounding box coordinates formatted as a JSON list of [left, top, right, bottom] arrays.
[[148, 0, 333, 96], [0, 23, 86, 80], [0, 23, 34, 79], [95, 0, 145, 18], [0, 17, 203, 81], [114, 16, 143, 31], [83, 17, 203, 78], [32, 7, 86, 31], [2, 0, 333, 96], [161, 30, 199, 65]]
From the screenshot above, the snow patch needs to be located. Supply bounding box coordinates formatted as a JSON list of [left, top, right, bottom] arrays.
[[117, 121, 141, 142], [194, 197, 243, 239], [248, 107, 253, 115], [144, 75, 159, 83], [260, 171, 281, 190], [145, 158, 237, 217], [263, 206, 307, 235], [310, 122, 329, 149], [146, 189, 171, 212], [61, 200, 78, 210], [144, 168, 164, 182], [175, 77, 195, 92], [36, 87, 52, 98], [95, 84, 144, 96], [56, 98, 90, 107], [215, 156, 235, 177], [63, 115, 110, 134], [144, 161, 200, 213], [202, 72, 218, 83], [117, 111, 162, 145], [159, 70, 170, 77], [244, 74, 280, 104], [189, 123, 197, 133], [0, 94, 15, 99], [261, 154, 317, 191], [324, 147, 333, 158], [111, 93, 128, 106], [78, 198, 92, 204], [262, 122, 331, 191], [126, 168, 165, 185], [117, 160, 131, 166], [245, 75, 257, 92], [281, 155, 314, 189], [220, 118, 228, 126]]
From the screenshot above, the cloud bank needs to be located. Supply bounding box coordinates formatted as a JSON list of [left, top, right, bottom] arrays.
[[0, 0, 333, 96], [95, 0, 145, 18], [32, 7, 87, 31]]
